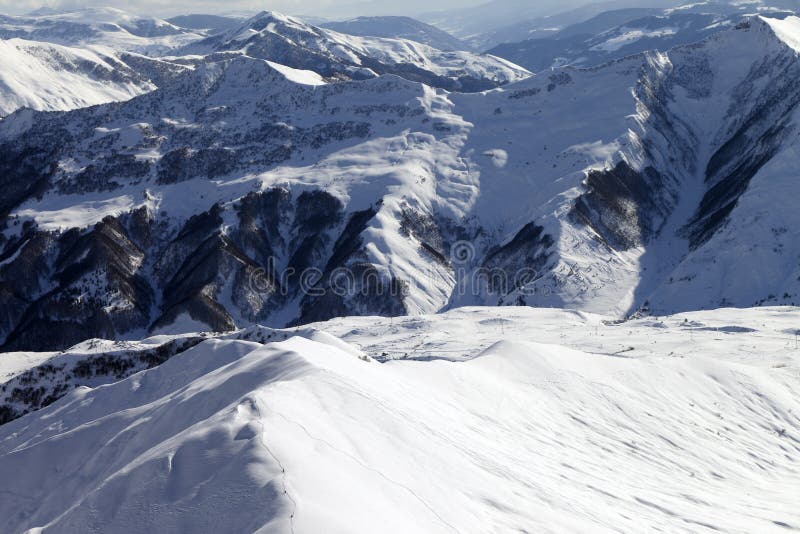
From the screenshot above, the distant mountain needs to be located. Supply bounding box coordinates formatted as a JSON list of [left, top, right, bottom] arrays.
[[472, 6, 664, 50], [182, 11, 530, 91], [421, 0, 682, 45], [470, 0, 800, 50], [322, 16, 465, 51], [420, 0, 593, 39], [0, 7, 205, 54], [166, 14, 245, 34], [666, 0, 800, 14], [488, 6, 794, 72], [0, 39, 158, 116]]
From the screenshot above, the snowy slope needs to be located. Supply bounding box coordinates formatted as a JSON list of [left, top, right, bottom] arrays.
[[0, 39, 157, 116], [0, 7, 206, 54], [447, 15, 800, 316], [0, 306, 798, 532]]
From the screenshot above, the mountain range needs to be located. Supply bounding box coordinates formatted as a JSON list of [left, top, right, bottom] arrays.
[[487, 3, 799, 71], [1, 3, 800, 531], [1, 9, 800, 351]]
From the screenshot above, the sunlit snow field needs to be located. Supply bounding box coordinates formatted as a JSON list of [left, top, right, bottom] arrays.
[[0, 306, 798, 533]]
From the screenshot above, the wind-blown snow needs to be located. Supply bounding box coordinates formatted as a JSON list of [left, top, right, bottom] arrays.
[[0, 306, 797, 532]]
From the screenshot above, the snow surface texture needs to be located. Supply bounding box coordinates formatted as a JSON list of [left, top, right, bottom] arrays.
[[0, 306, 798, 532]]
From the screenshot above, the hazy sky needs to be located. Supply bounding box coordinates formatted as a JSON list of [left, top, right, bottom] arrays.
[[0, 0, 488, 18]]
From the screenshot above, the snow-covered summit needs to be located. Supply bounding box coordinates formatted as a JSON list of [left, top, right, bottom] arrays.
[[183, 10, 531, 92]]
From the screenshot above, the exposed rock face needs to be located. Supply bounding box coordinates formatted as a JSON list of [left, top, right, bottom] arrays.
[[684, 39, 800, 247], [2, 217, 152, 351], [572, 162, 666, 250], [0, 137, 59, 217], [0, 187, 393, 350]]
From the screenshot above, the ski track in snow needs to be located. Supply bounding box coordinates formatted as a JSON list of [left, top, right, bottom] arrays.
[[0, 306, 798, 533]]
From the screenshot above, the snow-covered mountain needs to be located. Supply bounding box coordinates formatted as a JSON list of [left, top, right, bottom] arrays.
[[1, 9, 799, 529], [456, 0, 800, 51], [421, 0, 602, 39], [422, 0, 682, 48], [487, 5, 795, 71], [3, 16, 800, 350], [1, 306, 798, 532], [182, 11, 530, 91], [0, 7, 206, 54], [0, 39, 160, 116], [470, 6, 663, 51], [321, 16, 466, 51]]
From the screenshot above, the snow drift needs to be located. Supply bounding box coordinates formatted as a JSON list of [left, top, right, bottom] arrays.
[[0, 307, 797, 532]]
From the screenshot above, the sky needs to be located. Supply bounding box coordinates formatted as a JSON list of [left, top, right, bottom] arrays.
[[0, 0, 488, 18]]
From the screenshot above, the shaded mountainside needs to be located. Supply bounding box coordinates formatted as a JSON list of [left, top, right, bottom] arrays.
[[3, 17, 800, 349], [445, 0, 800, 51]]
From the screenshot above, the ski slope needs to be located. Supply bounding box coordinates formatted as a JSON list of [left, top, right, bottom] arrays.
[[0, 306, 797, 533]]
